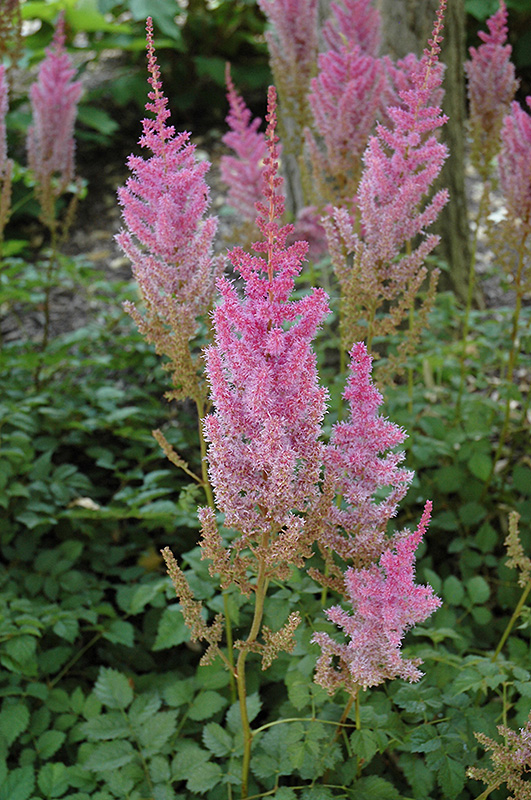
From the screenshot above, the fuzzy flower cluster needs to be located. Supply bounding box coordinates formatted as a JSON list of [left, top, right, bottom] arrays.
[[220, 65, 267, 225], [0, 65, 13, 242], [200, 87, 330, 582], [499, 98, 531, 229], [314, 502, 440, 691], [468, 712, 531, 800], [117, 18, 220, 402], [26, 12, 82, 228], [326, 0, 448, 378], [465, 0, 518, 179], [316, 343, 413, 570], [306, 44, 385, 206], [322, 0, 381, 57]]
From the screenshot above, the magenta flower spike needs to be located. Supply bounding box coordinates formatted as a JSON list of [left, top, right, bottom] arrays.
[[323, 0, 381, 57], [313, 501, 441, 692], [220, 66, 267, 223], [307, 44, 385, 204], [465, 0, 518, 177], [200, 86, 329, 554], [499, 98, 531, 228], [26, 11, 82, 220], [117, 18, 219, 400], [319, 343, 413, 567]]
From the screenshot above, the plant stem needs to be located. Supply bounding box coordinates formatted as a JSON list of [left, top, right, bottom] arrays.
[[492, 580, 531, 662], [237, 529, 270, 799]]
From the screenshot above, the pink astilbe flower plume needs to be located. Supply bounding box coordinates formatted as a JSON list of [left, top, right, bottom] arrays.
[[0, 65, 13, 245], [313, 501, 441, 693], [117, 17, 220, 402], [323, 0, 381, 57], [306, 44, 385, 207], [326, 0, 449, 382], [199, 86, 330, 586], [26, 12, 82, 231], [220, 65, 267, 224], [465, 0, 518, 180], [314, 343, 413, 572]]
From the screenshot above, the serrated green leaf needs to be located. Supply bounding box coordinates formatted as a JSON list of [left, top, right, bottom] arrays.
[[400, 752, 435, 798], [274, 789, 297, 800], [226, 693, 261, 732], [299, 787, 334, 800], [286, 674, 310, 710], [0, 765, 34, 800], [202, 722, 234, 757], [186, 761, 222, 793], [37, 762, 69, 797], [251, 752, 279, 780], [94, 668, 133, 710], [171, 742, 210, 780], [355, 775, 401, 799], [129, 693, 161, 725], [196, 663, 231, 690], [36, 730, 66, 760], [436, 755, 466, 799], [162, 678, 194, 708], [188, 691, 228, 721], [80, 712, 130, 741], [137, 711, 178, 751], [128, 579, 166, 614], [350, 729, 379, 762], [467, 575, 490, 605], [102, 620, 135, 647], [0, 701, 30, 746], [152, 605, 189, 650], [83, 740, 136, 772]]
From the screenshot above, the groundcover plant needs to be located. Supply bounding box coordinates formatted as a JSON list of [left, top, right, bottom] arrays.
[[1, 0, 531, 799]]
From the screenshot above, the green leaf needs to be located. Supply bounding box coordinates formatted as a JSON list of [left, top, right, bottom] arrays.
[[77, 105, 119, 136], [93, 667, 133, 710], [171, 743, 210, 780], [299, 788, 334, 800], [436, 755, 466, 799], [129, 693, 162, 726], [128, 580, 166, 614], [468, 452, 492, 481], [0, 701, 30, 746], [467, 576, 490, 605], [355, 775, 401, 799], [274, 790, 297, 800], [186, 761, 223, 793], [152, 605, 189, 650], [350, 729, 379, 762], [458, 501, 486, 526], [202, 722, 234, 757], [37, 762, 69, 798], [83, 740, 136, 772], [226, 693, 261, 732], [36, 730, 66, 760], [188, 691, 228, 721], [162, 677, 194, 708], [0, 766, 35, 800], [102, 620, 135, 647], [81, 712, 130, 741], [513, 465, 531, 495], [435, 465, 465, 493], [443, 575, 465, 606], [136, 711, 178, 751]]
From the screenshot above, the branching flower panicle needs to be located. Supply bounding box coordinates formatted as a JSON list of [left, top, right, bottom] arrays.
[[326, 0, 449, 380], [323, 0, 381, 57], [26, 12, 82, 231], [468, 712, 531, 800], [220, 65, 267, 225], [117, 17, 220, 403], [199, 86, 330, 587], [465, 0, 518, 180], [313, 501, 440, 693]]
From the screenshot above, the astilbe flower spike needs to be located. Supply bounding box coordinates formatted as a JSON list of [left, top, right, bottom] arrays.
[[468, 711, 531, 800], [199, 86, 330, 589], [0, 64, 13, 244], [305, 44, 385, 207], [322, 0, 381, 57], [313, 500, 441, 693], [26, 12, 82, 231], [326, 0, 449, 381], [117, 17, 220, 403], [465, 0, 518, 180], [312, 342, 413, 576], [221, 65, 267, 223]]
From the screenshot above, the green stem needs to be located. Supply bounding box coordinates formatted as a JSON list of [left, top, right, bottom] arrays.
[[492, 580, 531, 662], [238, 530, 270, 799], [195, 396, 236, 702], [455, 183, 488, 421], [481, 230, 528, 496]]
